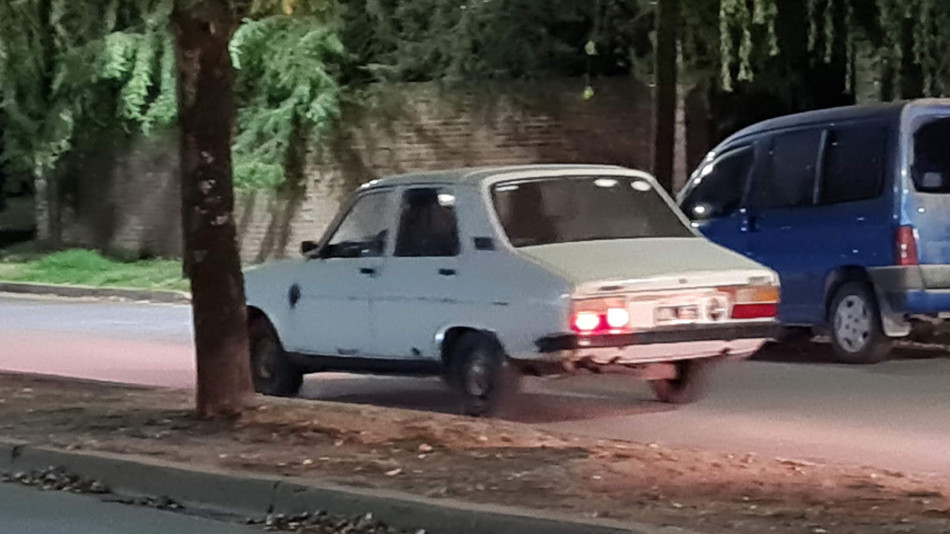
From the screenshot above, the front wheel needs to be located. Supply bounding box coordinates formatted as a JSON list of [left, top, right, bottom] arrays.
[[650, 359, 713, 404], [828, 281, 893, 364], [248, 316, 303, 397], [448, 333, 521, 417]]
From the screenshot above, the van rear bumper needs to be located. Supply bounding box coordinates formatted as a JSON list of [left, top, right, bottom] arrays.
[[870, 266, 950, 316]]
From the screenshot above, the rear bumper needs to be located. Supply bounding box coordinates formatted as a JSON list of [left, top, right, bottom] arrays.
[[535, 322, 780, 353], [870, 266, 950, 316]]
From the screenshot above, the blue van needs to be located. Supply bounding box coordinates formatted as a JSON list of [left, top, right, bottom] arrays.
[[678, 100, 950, 364]]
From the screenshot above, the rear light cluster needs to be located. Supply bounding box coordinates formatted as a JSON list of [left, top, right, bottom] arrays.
[[571, 298, 631, 335], [570, 282, 780, 335], [721, 284, 780, 320], [895, 225, 919, 266]]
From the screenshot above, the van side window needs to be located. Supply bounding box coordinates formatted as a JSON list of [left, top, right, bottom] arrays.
[[752, 129, 822, 210], [913, 118, 950, 193], [821, 125, 887, 204], [681, 147, 753, 221]]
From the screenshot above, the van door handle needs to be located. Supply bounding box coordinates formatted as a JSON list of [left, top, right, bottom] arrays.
[[438, 268, 457, 276], [744, 215, 758, 233], [359, 267, 376, 276]]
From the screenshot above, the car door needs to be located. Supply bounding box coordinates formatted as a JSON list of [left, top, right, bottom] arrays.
[[680, 144, 756, 255], [285, 189, 395, 357], [745, 128, 826, 324], [371, 186, 463, 360]]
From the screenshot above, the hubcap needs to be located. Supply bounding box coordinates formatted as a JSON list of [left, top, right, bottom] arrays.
[[465, 350, 494, 398], [253, 338, 279, 381], [834, 295, 872, 353]]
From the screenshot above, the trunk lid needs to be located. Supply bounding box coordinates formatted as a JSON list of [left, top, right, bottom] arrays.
[[518, 238, 775, 296]]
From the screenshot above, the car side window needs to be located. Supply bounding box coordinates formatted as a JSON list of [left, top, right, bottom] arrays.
[[394, 188, 460, 257], [820, 124, 887, 205], [323, 191, 392, 259], [751, 129, 823, 210], [681, 147, 753, 221]]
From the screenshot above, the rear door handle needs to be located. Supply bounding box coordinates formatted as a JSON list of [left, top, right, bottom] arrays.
[[438, 268, 457, 276], [359, 267, 376, 276]]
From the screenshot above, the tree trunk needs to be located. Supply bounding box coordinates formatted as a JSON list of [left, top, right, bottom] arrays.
[[171, 0, 254, 418], [653, 0, 680, 193], [33, 165, 61, 248]]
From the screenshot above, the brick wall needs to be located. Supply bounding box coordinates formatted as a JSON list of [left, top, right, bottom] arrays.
[[61, 77, 682, 262]]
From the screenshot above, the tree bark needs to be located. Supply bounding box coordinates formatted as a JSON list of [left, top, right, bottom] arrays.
[[171, 0, 254, 418], [653, 0, 680, 193]]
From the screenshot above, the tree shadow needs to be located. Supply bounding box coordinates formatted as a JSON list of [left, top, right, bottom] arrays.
[[299, 375, 673, 425]]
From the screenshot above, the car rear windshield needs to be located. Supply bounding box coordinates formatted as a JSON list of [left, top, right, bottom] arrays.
[[913, 117, 950, 193], [490, 175, 694, 248]]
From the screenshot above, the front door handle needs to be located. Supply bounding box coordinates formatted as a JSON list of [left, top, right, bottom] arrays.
[[359, 267, 376, 276], [438, 268, 457, 276]]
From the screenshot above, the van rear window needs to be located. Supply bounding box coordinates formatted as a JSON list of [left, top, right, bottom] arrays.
[[913, 118, 950, 194]]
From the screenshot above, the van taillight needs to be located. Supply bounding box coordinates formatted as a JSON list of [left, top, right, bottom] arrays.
[[896, 226, 919, 266]]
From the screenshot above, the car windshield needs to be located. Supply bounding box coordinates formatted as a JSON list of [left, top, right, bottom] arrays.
[[490, 175, 695, 248]]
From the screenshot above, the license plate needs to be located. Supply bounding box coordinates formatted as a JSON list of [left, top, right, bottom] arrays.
[[656, 305, 699, 322]]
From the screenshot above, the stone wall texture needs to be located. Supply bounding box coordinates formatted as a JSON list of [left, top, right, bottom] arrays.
[[59, 78, 686, 262]]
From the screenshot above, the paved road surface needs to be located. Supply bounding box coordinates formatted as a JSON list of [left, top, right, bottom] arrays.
[[0, 483, 255, 534], [3, 295, 950, 477]]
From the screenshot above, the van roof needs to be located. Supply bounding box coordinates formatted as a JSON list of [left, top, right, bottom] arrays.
[[721, 99, 950, 147]]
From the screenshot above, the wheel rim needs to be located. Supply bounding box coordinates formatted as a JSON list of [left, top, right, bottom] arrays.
[[834, 295, 872, 353], [253, 337, 279, 382], [465, 349, 493, 398]]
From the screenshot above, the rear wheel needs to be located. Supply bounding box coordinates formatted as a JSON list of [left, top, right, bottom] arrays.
[[448, 333, 521, 417], [248, 316, 303, 397], [650, 359, 713, 404], [828, 281, 893, 364]]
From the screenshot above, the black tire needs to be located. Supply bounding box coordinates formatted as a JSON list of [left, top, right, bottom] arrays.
[[650, 359, 713, 404], [828, 281, 893, 364], [447, 333, 521, 417], [248, 316, 303, 397]]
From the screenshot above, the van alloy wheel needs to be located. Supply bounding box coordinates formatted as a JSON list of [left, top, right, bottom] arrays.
[[833, 295, 872, 353], [828, 281, 893, 364]]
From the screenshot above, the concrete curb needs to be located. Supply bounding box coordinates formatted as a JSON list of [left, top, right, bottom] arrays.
[[0, 281, 190, 304], [0, 440, 701, 534]]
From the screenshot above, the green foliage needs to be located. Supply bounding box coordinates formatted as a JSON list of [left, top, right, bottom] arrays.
[[0, 248, 187, 291], [0, 0, 178, 179], [231, 12, 344, 188], [340, 0, 652, 84]]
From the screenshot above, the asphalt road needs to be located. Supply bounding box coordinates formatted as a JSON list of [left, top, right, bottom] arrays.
[[0, 483, 255, 534], [3, 294, 950, 477]]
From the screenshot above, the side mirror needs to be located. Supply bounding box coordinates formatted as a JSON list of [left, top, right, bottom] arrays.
[[300, 240, 320, 257]]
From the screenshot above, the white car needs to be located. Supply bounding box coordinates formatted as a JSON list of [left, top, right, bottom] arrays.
[[244, 165, 780, 415]]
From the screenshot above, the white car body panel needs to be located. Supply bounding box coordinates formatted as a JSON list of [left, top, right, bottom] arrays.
[[245, 165, 779, 372]]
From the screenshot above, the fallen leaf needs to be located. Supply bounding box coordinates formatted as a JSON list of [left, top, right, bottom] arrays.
[[385, 468, 402, 477]]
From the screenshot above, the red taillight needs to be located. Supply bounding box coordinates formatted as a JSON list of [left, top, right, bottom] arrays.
[[731, 303, 778, 320], [571, 301, 630, 335], [896, 225, 919, 266]]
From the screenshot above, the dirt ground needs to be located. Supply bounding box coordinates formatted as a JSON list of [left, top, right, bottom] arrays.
[[2, 372, 949, 534]]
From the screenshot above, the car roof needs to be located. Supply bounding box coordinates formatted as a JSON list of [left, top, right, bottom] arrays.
[[719, 99, 950, 147], [362, 164, 634, 189]]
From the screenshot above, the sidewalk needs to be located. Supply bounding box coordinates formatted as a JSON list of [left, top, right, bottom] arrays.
[[2, 373, 950, 533]]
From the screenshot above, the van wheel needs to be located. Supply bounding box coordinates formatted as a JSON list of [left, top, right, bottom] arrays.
[[448, 333, 521, 417], [650, 359, 712, 404], [248, 316, 303, 397], [829, 282, 893, 364]]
